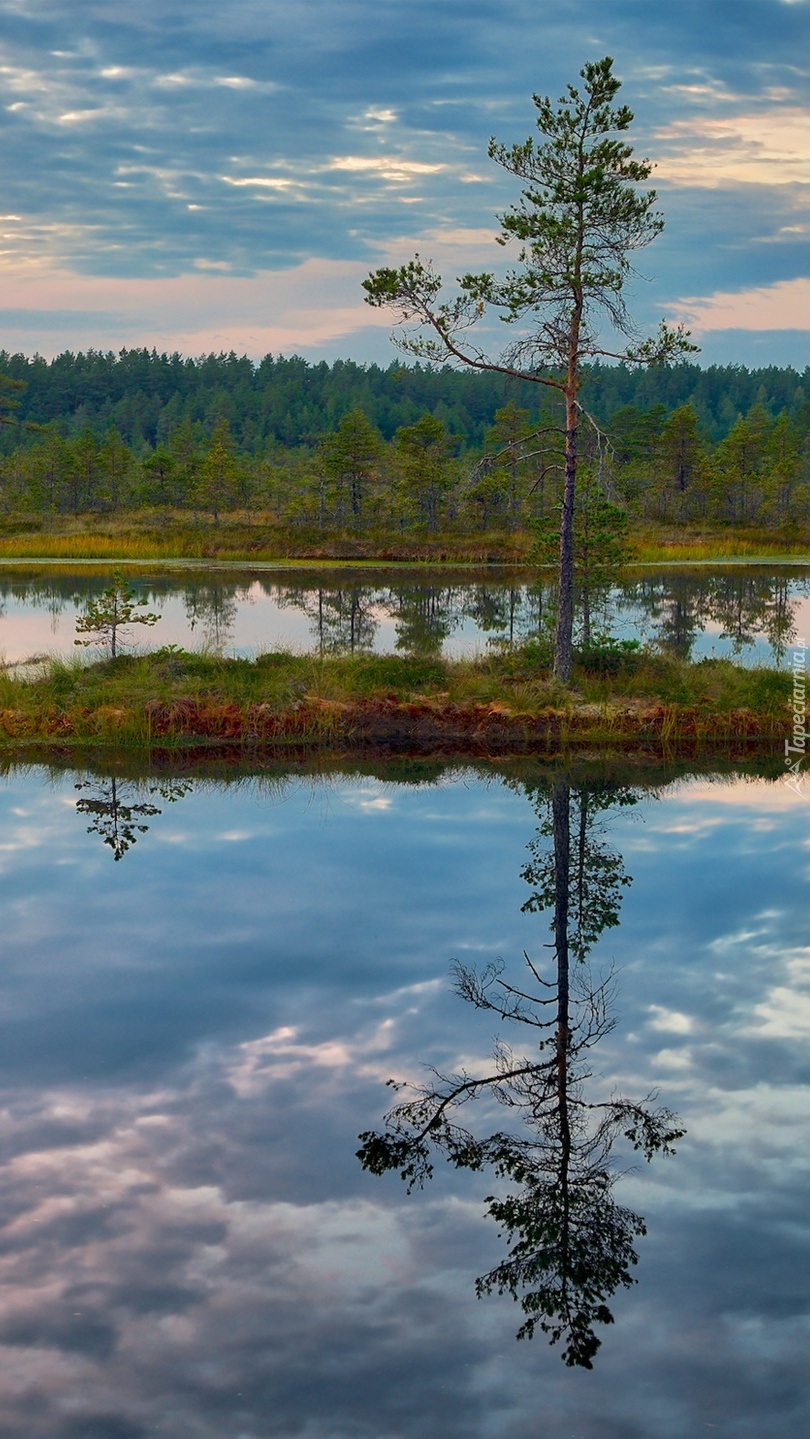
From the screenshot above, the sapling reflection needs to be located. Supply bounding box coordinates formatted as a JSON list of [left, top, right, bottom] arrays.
[[358, 779, 684, 1367], [74, 776, 192, 861]]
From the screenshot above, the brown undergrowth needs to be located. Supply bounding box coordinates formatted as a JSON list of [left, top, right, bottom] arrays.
[[0, 693, 786, 760]]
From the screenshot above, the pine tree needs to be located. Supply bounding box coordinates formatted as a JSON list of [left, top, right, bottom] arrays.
[[364, 58, 694, 679], [74, 572, 161, 658]]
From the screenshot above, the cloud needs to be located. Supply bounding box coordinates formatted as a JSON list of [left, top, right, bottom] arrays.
[[655, 777, 810, 812], [0, 257, 392, 358], [672, 276, 810, 333], [1, 3, 810, 369], [138, 219, 501, 357], [747, 947, 810, 1038], [654, 107, 810, 188], [647, 1006, 695, 1034], [327, 155, 447, 180]]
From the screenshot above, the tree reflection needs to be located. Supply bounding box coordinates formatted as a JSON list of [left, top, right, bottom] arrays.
[[761, 574, 801, 664], [704, 570, 801, 664], [619, 567, 808, 664], [183, 579, 239, 651], [275, 582, 380, 654], [358, 777, 684, 1367], [74, 776, 191, 860], [392, 585, 459, 656], [616, 573, 705, 659], [461, 584, 548, 647]]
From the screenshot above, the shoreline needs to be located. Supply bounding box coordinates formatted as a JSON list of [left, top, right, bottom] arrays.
[[0, 555, 809, 572], [0, 702, 786, 761], [0, 648, 794, 762]]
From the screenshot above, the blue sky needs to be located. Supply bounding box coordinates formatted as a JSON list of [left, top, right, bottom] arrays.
[[2, 0, 810, 365]]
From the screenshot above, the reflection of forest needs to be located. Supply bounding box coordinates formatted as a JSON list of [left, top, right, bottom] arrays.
[[0, 567, 807, 661], [614, 569, 806, 661], [359, 777, 684, 1367], [274, 578, 471, 655], [274, 582, 382, 654], [269, 569, 808, 660]]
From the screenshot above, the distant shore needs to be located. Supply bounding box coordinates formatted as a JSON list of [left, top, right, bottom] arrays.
[[0, 514, 807, 567]]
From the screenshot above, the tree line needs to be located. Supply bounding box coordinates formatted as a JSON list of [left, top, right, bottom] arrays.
[[1, 396, 808, 529], [3, 347, 810, 454]]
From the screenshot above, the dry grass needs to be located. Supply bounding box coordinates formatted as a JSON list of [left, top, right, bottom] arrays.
[[0, 513, 805, 565], [629, 525, 809, 563], [0, 515, 531, 564]]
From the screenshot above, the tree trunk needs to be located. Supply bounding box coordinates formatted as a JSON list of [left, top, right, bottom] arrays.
[[552, 783, 572, 1167], [554, 392, 578, 682], [582, 585, 591, 648]]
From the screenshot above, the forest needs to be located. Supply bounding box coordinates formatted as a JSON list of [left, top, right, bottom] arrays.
[[0, 348, 809, 530]]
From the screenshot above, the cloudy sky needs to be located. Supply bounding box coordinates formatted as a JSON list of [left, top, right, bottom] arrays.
[[2, 0, 810, 366]]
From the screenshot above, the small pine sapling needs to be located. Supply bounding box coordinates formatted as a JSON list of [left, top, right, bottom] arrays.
[[74, 571, 161, 658]]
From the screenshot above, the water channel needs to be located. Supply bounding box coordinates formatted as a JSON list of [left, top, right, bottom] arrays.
[[0, 758, 806, 1437], [0, 564, 808, 666]]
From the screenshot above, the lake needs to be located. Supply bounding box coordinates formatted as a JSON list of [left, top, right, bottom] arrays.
[[0, 757, 807, 1437], [0, 563, 808, 666]]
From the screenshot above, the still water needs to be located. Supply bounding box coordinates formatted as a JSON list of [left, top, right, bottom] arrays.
[[0, 759, 807, 1437], [0, 564, 808, 665]]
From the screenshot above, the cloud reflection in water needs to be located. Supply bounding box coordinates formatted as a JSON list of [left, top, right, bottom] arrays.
[[0, 766, 806, 1436]]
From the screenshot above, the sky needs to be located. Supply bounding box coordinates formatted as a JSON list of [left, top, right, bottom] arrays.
[[2, 0, 810, 367]]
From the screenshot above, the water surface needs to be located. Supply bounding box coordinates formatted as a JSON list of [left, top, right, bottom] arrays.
[[0, 563, 808, 665], [0, 759, 807, 1436]]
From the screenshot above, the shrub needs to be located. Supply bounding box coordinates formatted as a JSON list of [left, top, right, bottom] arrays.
[[575, 637, 643, 675]]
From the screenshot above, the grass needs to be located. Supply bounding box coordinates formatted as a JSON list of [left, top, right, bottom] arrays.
[[629, 524, 810, 563], [0, 512, 806, 565], [0, 514, 531, 564], [0, 642, 795, 759]]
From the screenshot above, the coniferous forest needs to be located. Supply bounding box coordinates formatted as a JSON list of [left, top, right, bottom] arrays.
[[1, 347, 809, 530]]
